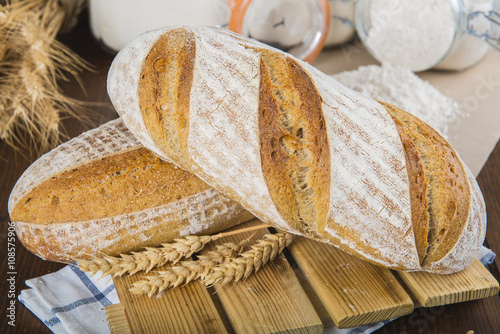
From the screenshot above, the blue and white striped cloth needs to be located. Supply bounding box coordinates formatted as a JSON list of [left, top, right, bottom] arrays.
[[19, 265, 118, 334], [19, 247, 495, 334]]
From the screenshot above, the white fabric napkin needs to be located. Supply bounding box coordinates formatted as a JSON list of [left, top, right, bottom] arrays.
[[19, 247, 495, 334], [19, 265, 118, 334]]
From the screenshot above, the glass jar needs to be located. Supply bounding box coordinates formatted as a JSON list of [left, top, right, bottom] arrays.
[[227, 0, 331, 62], [88, 0, 230, 53], [354, 0, 499, 72], [89, 0, 356, 62]]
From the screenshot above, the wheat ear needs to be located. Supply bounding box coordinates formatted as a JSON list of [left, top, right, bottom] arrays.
[[129, 233, 293, 298], [0, 0, 91, 155], [78, 224, 269, 278], [129, 240, 248, 298], [78, 235, 213, 278], [203, 233, 293, 287]]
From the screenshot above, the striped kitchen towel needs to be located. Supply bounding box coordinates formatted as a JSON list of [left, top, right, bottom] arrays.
[[19, 247, 495, 334], [18, 265, 118, 334]]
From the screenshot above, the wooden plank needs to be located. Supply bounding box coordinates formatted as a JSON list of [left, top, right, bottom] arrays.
[[397, 259, 500, 307], [287, 236, 414, 329], [211, 220, 323, 334], [105, 304, 131, 334], [112, 263, 229, 334], [292, 266, 335, 328]]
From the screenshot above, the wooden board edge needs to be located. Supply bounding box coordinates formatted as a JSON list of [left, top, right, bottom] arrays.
[[287, 237, 414, 329], [397, 259, 500, 308], [105, 304, 132, 334], [112, 265, 229, 333]]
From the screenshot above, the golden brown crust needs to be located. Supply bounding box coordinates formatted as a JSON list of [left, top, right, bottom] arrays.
[[380, 102, 471, 266], [14, 195, 254, 262], [11, 147, 211, 225], [257, 50, 330, 235], [138, 28, 195, 168], [383, 102, 429, 264]]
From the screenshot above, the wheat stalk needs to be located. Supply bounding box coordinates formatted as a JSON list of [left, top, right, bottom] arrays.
[[129, 241, 247, 297], [130, 233, 293, 297], [78, 223, 270, 278], [0, 0, 90, 156], [78, 235, 214, 278], [202, 233, 293, 287]]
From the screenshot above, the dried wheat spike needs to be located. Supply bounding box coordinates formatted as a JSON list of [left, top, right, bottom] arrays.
[[157, 235, 214, 265], [0, 0, 91, 155], [77, 234, 214, 278], [78, 224, 268, 278], [203, 233, 293, 287], [129, 241, 246, 297]]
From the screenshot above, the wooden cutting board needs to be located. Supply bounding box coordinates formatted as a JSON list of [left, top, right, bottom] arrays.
[[105, 220, 499, 333]]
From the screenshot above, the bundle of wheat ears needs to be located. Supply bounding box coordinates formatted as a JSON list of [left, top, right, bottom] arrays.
[[0, 0, 88, 156], [78, 224, 293, 298]]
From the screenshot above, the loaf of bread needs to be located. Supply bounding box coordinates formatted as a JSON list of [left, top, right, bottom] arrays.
[[107, 25, 486, 273], [8, 118, 253, 262]]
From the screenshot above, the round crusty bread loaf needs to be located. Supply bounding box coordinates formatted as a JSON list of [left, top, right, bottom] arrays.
[[8, 119, 253, 262], [107, 25, 486, 273]]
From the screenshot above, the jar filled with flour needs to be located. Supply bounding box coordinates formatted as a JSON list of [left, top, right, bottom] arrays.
[[354, 0, 500, 72]]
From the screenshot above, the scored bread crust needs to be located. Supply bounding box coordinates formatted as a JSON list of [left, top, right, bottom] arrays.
[[257, 49, 331, 237], [381, 102, 473, 269], [107, 25, 486, 273], [8, 119, 253, 262], [422, 167, 487, 273], [384, 107, 429, 263], [108, 26, 422, 271], [8, 119, 139, 214], [14, 187, 250, 262], [138, 28, 195, 169]]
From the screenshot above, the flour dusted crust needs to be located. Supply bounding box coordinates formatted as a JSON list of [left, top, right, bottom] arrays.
[[187, 28, 292, 231], [313, 74, 418, 270], [8, 119, 138, 214], [8, 119, 253, 262], [381, 102, 473, 270], [108, 26, 428, 271], [107, 28, 175, 161], [15, 187, 251, 262], [108, 25, 486, 273]]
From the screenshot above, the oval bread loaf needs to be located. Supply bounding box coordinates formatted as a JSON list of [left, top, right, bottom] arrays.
[[107, 26, 486, 273], [8, 118, 253, 262]]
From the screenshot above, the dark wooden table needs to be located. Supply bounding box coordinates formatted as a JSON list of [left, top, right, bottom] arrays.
[[1, 12, 499, 334]]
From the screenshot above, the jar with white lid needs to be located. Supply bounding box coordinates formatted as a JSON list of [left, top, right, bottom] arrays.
[[354, 0, 499, 72], [88, 0, 356, 62], [88, 0, 230, 53]]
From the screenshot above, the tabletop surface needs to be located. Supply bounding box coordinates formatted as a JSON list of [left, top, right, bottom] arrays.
[[1, 12, 499, 334]]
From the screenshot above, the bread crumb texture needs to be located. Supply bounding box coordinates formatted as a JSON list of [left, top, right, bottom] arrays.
[[258, 49, 330, 236]]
